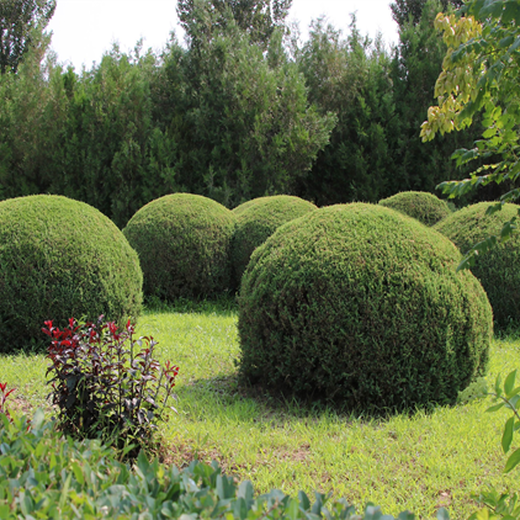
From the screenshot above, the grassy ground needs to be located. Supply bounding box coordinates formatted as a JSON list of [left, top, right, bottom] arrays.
[[1, 300, 519, 519]]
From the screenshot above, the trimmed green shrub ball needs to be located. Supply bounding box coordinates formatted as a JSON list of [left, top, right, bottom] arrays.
[[238, 203, 492, 413], [434, 202, 520, 328], [123, 193, 237, 301], [231, 195, 317, 287], [379, 191, 451, 226], [0, 195, 143, 352]]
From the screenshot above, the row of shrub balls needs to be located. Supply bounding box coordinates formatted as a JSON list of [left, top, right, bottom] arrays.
[[0, 190, 517, 413]]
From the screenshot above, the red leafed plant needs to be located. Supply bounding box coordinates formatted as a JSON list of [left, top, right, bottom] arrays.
[[0, 382, 14, 422], [43, 316, 179, 453]]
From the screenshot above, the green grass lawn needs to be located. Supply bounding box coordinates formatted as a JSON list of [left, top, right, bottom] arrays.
[[2, 300, 519, 520]]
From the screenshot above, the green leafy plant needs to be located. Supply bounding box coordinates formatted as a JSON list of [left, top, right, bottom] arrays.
[[421, 0, 520, 268], [465, 369, 520, 520], [231, 195, 317, 288], [43, 316, 179, 454], [0, 405, 420, 519], [409, 369, 520, 520], [434, 202, 520, 328]]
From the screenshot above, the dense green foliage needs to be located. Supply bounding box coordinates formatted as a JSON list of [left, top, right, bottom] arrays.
[[124, 193, 236, 301], [390, 0, 463, 28], [422, 0, 520, 268], [434, 202, 520, 328], [379, 190, 451, 225], [0, 0, 55, 74], [293, 21, 396, 205], [0, 408, 421, 519], [154, 16, 335, 208], [0, 47, 177, 228], [0, 0, 494, 221], [0, 195, 143, 352], [231, 195, 316, 286], [238, 203, 492, 413], [178, 0, 292, 49]]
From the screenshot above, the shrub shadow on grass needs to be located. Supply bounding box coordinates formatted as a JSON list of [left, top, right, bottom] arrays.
[[179, 370, 469, 428], [143, 294, 238, 317], [180, 373, 369, 424]]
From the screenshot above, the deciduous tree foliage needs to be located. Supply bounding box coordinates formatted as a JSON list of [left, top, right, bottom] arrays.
[[421, 0, 520, 266], [388, 0, 481, 199], [0, 0, 55, 73]]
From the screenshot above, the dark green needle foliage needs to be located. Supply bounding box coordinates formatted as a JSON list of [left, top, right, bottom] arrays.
[[124, 193, 237, 301], [435, 202, 520, 329], [238, 203, 492, 413], [0, 195, 143, 352], [379, 190, 451, 226], [0, 0, 55, 74], [231, 195, 316, 288]]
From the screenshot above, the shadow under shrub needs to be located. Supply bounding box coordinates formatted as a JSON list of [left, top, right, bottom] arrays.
[[238, 203, 493, 414]]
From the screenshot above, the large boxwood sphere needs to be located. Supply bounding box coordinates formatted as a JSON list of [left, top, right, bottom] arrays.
[[0, 195, 143, 352], [379, 191, 451, 226], [434, 202, 520, 328], [123, 193, 237, 301], [231, 195, 317, 287], [238, 203, 492, 413]]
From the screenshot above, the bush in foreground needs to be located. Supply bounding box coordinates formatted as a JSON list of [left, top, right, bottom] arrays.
[[0, 409, 410, 519], [231, 195, 317, 287], [44, 316, 179, 455], [0, 195, 143, 352], [434, 202, 520, 329], [238, 203, 492, 413], [379, 191, 451, 226], [124, 193, 237, 301]]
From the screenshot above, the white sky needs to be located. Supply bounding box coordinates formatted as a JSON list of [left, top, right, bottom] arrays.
[[47, 0, 399, 71]]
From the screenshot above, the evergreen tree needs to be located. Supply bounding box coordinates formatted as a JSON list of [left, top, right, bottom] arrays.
[[0, 0, 55, 73], [155, 25, 334, 206], [390, 0, 463, 27], [178, 0, 291, 48], [295, 19, 396, 205]]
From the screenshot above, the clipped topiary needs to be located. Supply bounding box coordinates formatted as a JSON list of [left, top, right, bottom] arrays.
[[238, 203, 492, 413], [0, 195, 143, 352], [231, 195, 317, 287], [434, 202, 520, 328], [379, 191, 451, 226], [123, 193, 236, 301]]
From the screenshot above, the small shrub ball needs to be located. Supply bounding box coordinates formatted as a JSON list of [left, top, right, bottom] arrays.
[[379, 191, 451, 226], [0, 195, 143, 352], [231, 195, 317, 287], [238, 203, 492, 413], [123, 193, 237, 301], [435, 202, 520, 328]]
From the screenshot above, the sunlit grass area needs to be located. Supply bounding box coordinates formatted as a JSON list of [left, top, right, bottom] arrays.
[[1, 300, 519, 519]]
